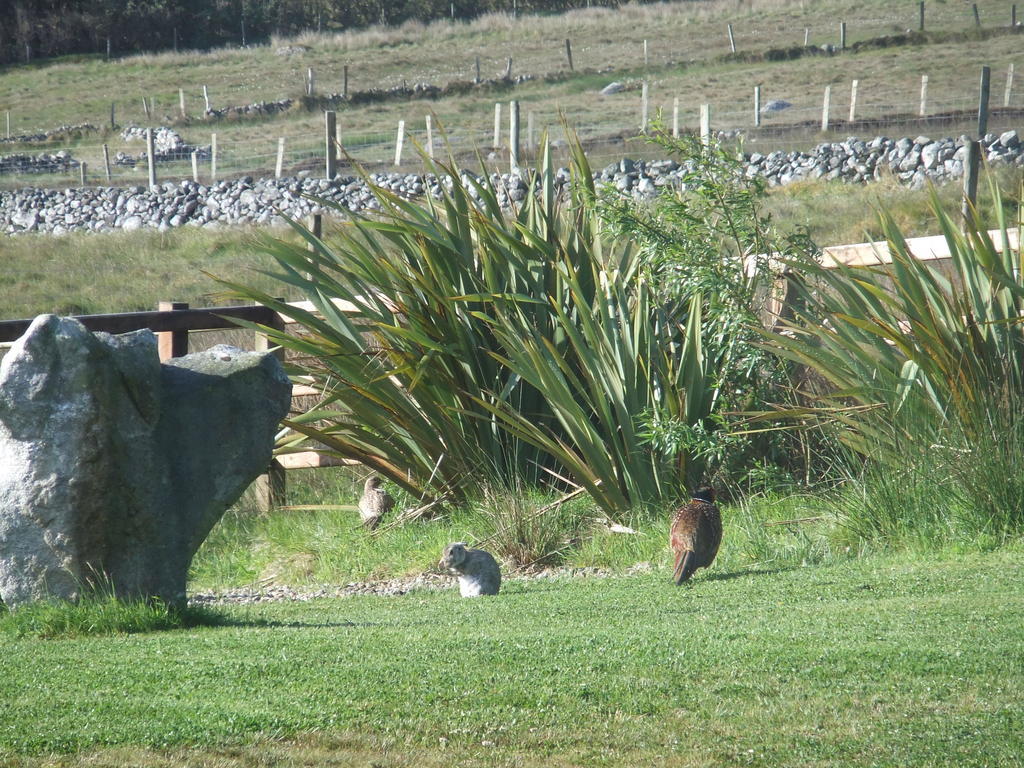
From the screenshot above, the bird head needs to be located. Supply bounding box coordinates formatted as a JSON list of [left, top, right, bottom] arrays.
[[692, 485, 715, 503]]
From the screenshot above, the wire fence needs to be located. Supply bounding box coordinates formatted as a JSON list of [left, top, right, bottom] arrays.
[[1, 0, 1021, 189], [2, 79, 1017, 189]]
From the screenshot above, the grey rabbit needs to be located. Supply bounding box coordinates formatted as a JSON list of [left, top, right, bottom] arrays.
[[439, 542, 501, 597]]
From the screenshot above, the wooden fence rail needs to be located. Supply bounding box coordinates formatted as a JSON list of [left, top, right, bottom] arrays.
[[0, 301, 357, 512]]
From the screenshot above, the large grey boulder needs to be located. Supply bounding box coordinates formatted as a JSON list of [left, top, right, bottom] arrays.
[[0, 315, 291, 609]]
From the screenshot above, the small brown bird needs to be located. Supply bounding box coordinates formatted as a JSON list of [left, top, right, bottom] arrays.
[[358, 475, 394, 530], [669, 486, 722, 584]]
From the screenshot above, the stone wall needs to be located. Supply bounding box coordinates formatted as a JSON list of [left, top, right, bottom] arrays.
[[1, 131, 1020, 236]]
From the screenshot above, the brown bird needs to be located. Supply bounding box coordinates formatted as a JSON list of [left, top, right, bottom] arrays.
[[358, 475, 394, 530], [669, 486, 722, 584]]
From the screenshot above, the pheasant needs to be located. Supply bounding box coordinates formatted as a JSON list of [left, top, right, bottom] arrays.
[[669, 486, 722, 584], [358, 475, 394, 530]]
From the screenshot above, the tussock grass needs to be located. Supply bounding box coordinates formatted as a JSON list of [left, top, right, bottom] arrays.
[[0, 595, 227, 640]]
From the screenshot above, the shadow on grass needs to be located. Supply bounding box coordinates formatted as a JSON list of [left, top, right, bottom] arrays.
[[697, 566, 796, 584]]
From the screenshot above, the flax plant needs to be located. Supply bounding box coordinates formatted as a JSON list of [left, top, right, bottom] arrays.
[[761, 179, 1024, 540], [222, 135, 713, 514]]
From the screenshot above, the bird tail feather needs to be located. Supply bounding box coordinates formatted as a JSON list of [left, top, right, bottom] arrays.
[[673, 550, 696, 585]]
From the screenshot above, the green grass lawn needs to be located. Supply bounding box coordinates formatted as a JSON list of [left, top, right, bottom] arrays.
[[2, 550, 1021, 767]]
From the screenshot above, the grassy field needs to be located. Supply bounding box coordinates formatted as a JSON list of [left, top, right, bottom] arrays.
[[1, 0, 1021, 185], [2, 549, 1021, 767]]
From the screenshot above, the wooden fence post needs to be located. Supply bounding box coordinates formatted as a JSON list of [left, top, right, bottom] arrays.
[[276, 137, 285, 178], [343, 64, 349, 98], [504, 56, 513, 79], [79, 161, 87, 186], [804, 28, 809, 46], [527, 110, 535, 151], [919, 74, 929, 116], [700, 103, 711, 144], [157, 301, 189, 360], [191, 151, 199, 182], [840, 21, 846, 50], [5, 110, 9, 139], [145, 127, 157, 188], [754, 85, 761, 127], [727, 23, 736, 53], [565, 38, 574, 71], [210, 132, 217, 180], [919, 1, 925, 31], [640, 81, 649, 132], [394, 120, 405, 166], [1013, 4, 1018, 27], [1005, 63, 1015, 107], [493, 102, 501, 148], [306, 67, 315, 97], [102, 143, 112, 182], [643, 39, 649, 68], [425, 114, 434, 159], [202, 85, 211, 113], [962, 139, 981, 227], [325, 110, 337, 178], [978, 65, 991, 137], [142, 96, 151, 120], [509, 100, 520, 172], [308, 215, 322, 243], [821, 85, 831, 131], [849, 79, 859, 122], [972, 3, 981, 27], [673, 96, 680, 137], [179, 88, 186, 119], [475, 56, 481, 84], [254, 309, 287, 512], [110, 102, 116, 129]]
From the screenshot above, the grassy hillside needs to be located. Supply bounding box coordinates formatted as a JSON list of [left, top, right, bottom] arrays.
[[2, 550, 1021, 766], [1, 0, 1021, 186]]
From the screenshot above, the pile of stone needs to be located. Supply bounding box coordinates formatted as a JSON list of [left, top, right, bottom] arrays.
[[3, 132, 1023, 236], [0, 123, 98, 145], [120, 125, 211, 162], [743, 130, 1023, 188], [204, 98, 295, 120], [202, 74, 536, 119], [0, 150, 79, 176]]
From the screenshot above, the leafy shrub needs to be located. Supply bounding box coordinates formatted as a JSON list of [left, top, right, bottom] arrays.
[[597, 129, 818, 494]]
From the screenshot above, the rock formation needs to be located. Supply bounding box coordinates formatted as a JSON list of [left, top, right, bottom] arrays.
[[0, 315, 291, 609]]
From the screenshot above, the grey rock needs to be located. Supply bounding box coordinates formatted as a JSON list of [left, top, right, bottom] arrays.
[[0, 317, 290, 609], [600, 81, 625, 95]]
